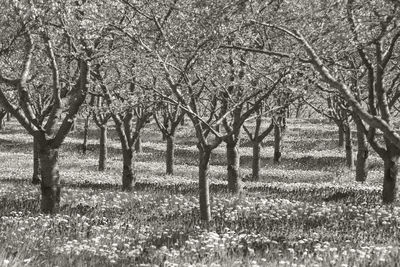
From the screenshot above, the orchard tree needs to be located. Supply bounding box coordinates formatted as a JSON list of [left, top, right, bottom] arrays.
[[153, 98, 185, 175], [93, 62, 153, 190], [247, 0, 400, 202], [0, 0, 121, 213], [306, 92, 354, 169], [92, 95, 111, 171]]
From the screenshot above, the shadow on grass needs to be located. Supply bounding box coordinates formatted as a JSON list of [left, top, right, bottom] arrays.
[[0, 138, 32, 152]]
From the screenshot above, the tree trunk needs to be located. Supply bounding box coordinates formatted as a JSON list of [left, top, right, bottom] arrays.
[[338, 123, 345, 148], [39, 142, 61, 214], [81, 116, 89, 154], [344, 124, 354, 169], [32, 136, 41, 184], [0, 118, 4, 131], [251, 141, 260, 181], [274, 122, 282, 164], [98, 125, 107, 171], [180, 115, 185, 126], [382, 152, 400, 204], [295, 103, 303, 119], [162, 116, 169, 141], [70, 118, 76, 133], [122, 148, 135, 191], [355, 116, 368, 182], [166, 135, 175, 175], [135, 133, 143, 153], [6, 112, 11, 122], [0, 112, 6, 131], [227, 142, 242, 193], [198, 146, 211, 221]]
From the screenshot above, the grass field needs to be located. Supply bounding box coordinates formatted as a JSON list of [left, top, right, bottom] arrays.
[[0, 118, 398, 266]]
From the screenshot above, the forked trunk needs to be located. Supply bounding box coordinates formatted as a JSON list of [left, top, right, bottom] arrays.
[[344, 124, 354, 169], [39, 143, 61, 214], [32, 136, 41, 184], [382, 154, 399, 204], [135, 134, 143, 153], [274, 123, 282, 164], [98, 126, 107, 171], [166, 135, 175, 175], [251, 141, 260, 181], [122, 148, 135, 191], [226, 142, 242, 194], [198, 146, 211, 221], [355, 117, 368, 182]]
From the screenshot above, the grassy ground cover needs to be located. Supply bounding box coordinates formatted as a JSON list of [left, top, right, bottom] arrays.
[[0, 119, 396, 266]]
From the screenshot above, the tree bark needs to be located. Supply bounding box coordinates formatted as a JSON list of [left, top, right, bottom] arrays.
[[295, 103, 303, 119], [32, 136, 41, 184], [355, 116, 368, 182], [382, 152, 399, 204], [81, 115, 90, 154], [70, 118, 76, 133], [226, 141, 242, 193], [6, 112, 10, 122], [0, 111, 6, 131], [198, 145, 211, 221], [180, 114, 185, 126], [251, 141, 261, 181], [98, 125, 107, 171], [274, 122, 282, 164], [166, 135, 175, 175], [39, 142, 61, 214], [344, 124, 354, 169], [122, 148, 135, 191], [338, 123, 345, 148], [135, 133, 143, 153]]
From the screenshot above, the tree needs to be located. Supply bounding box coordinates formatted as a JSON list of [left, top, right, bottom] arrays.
[[247, 0, 400, 202], [153, 99, 185, 175], [93, 64, 153, 190], [306, 92, 354, 169], [0, 0, 120, 212], [243, 104, 274, 181], [92, 96, 111, 171]]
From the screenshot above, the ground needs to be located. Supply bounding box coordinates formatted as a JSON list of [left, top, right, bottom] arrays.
[[0, 118, 398, 267]]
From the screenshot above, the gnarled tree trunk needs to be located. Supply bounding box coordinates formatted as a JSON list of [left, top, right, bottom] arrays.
[[32, 136, 41, 184], [166, 135, 175, 175], [198, 145, 211, 221], [98, 125, 107, 171], [39, 141, 61, 214], [226, 141, 242, 194]]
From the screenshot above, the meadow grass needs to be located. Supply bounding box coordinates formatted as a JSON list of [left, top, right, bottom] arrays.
[[0, 119, 396, 266]]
